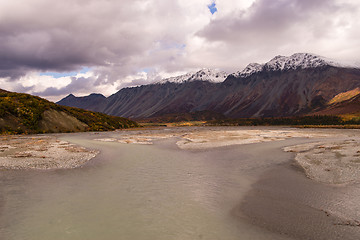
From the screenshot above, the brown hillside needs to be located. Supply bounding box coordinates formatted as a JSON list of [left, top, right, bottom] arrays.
[[311, 93, 360, 116], [0, 89, 138, 134]]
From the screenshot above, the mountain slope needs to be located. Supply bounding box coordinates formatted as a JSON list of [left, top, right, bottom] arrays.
[[104, 80, 219, 118], [58, 53, 360, 119], [0, 89, 138, 134], [57, 68, 227, 114], [218, 66, 360, 117], [312, 91, 360, 116], [328, 88, 360, 105]]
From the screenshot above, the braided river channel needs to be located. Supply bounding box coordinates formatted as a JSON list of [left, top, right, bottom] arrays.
[[1, 127, 360, 240]]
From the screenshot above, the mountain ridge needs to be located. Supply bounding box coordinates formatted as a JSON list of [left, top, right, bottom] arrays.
[[232, 53, 347, 78], [157, 68, 228, 84], [57, 53, 360, 120]]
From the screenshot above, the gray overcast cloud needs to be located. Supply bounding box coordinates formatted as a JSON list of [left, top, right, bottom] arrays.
[[0, 0, 359, 101]]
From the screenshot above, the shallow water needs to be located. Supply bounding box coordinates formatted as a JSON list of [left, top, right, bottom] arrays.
[[0, 128, 358, 240]]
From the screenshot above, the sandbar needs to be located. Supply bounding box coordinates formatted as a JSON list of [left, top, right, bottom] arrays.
[[0, 135, 98, 170]]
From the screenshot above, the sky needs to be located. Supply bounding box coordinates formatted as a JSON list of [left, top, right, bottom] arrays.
[[0, 0, 359, 101]]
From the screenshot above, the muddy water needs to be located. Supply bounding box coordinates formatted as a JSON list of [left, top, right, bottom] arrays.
[[0, 129, 359, 240]]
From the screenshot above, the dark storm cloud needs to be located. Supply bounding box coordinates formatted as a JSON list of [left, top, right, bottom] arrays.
[[0, 0, 185, 80]]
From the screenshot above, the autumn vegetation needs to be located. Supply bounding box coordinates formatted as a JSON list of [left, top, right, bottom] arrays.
[[0, 89, 138, 134]]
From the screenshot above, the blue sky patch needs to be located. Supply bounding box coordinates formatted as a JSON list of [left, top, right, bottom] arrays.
[[40, 67, 91, 78], [208, 2, 217, 14], [141, 68, 152, 73]]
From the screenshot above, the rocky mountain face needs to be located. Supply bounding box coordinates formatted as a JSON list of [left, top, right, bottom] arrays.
[[58, 53, 360, 119], [219, 66, 360, 117]]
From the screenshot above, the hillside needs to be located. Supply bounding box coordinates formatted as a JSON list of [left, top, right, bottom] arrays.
[[217, 66, 360, 117], [0, 89, 138, 134], [312, 91, 360, 117]]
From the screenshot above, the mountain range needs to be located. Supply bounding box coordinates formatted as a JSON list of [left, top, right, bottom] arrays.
[[58, 53, 360, 120]]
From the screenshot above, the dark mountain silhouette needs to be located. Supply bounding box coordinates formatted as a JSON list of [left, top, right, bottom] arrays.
[[58, 93, 107, 113]]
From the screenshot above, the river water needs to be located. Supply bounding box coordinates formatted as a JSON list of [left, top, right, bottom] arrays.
[[0, 128, 359, 240]]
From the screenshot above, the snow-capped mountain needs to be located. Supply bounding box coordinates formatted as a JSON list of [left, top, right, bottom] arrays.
[[58, 53, 360, 120], [158, 68, 228, 84], [233, 53, 341, 78], [234, 63, 263, 78]]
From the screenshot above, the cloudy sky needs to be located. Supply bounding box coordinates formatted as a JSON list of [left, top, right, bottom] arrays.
[[1, 0, 359, 101]]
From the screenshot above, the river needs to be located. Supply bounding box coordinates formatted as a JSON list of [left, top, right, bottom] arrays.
[[0, 127, 359, 239]]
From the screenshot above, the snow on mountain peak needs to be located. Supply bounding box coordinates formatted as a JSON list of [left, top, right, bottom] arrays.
[[233, 53, 342, 78], [233, 63, 263, 78], [158, 68, 228, 84], [264, 53, 334, 71]]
